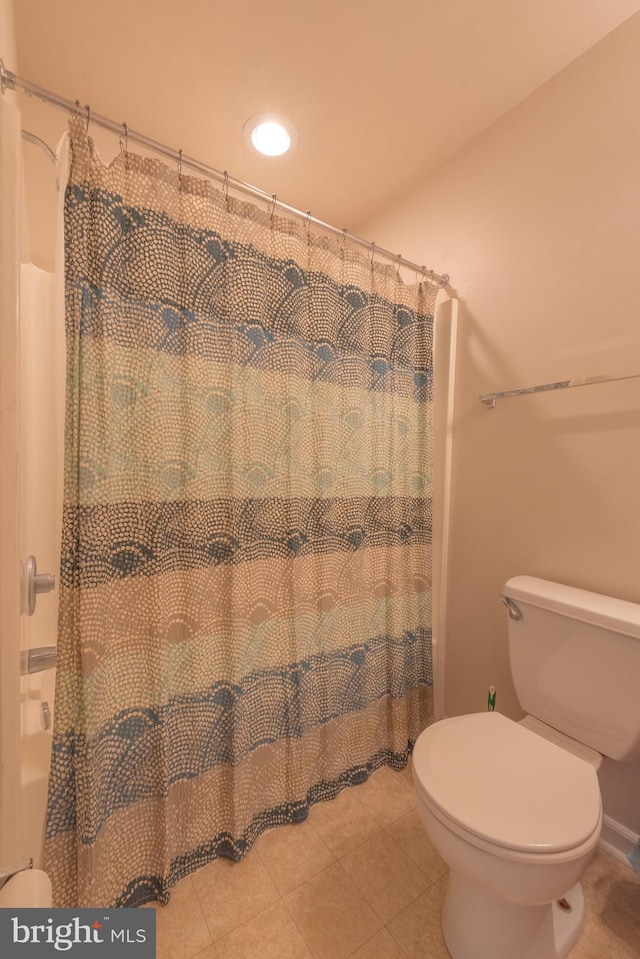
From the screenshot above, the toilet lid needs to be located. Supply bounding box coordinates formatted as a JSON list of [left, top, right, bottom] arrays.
[[412, 712, 601, 853]]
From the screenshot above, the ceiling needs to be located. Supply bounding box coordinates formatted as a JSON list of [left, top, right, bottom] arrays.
[[11, 0, 640, 244]]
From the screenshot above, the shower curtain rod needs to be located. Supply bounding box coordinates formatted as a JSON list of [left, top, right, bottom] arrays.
[[1, 61, 449, 289]]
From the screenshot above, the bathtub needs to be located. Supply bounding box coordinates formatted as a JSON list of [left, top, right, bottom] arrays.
[[20, 727, 53, 869], [20, 667, 55, 868]]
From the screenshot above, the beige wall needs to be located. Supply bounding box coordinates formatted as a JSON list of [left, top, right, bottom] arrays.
[[360, 14, 640, 832], [0, 0, 16, 69]]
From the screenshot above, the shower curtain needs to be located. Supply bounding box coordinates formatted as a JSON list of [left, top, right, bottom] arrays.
[[44, 116, 436, 907]]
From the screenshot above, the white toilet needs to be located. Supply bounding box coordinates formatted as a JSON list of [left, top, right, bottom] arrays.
[[412, 576, 640, 959]]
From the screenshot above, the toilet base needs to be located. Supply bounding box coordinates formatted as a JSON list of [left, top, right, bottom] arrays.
[[442, 872, 585, 959]]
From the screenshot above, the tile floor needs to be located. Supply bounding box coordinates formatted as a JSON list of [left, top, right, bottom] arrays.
[[144, 760, 640, 959]]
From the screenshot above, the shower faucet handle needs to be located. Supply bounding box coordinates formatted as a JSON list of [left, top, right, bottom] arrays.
[[24, 555, 56, 616]]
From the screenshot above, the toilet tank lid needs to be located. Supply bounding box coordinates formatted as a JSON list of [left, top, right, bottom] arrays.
[[503, 576, 640, 640]]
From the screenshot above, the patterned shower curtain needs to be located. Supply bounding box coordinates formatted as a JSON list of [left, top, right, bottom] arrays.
[[44, 116, 436, 907]]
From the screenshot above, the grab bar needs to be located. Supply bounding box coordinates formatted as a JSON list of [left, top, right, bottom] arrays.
[[480, 372, 640, 409], [20, 646, 57, 675]]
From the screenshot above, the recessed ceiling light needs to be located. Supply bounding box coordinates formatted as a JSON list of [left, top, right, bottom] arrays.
[[244, 113, 298, 157]]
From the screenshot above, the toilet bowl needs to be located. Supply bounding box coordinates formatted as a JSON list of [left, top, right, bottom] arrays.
[[411, 576, 640, 959], [413, 712, 601, 959]]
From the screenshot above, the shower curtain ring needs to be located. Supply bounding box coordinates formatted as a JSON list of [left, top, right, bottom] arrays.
[[73, 99, 81, 118], [341, 227, 347, 251], [370, 241, 376, 268], [396, 253, 402, 277], [177, 148, 183, 180], [120, 122, 128, 155], [84, 103, 91, 132], [269, 194, 277, 226]]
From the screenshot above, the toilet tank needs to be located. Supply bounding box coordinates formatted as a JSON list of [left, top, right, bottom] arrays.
[[503, 576, 640, 762]]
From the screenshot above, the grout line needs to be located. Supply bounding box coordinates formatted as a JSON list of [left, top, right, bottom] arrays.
[[253, 817, 339, 897], [211, 900, 289, 955], [342, 927, 385, 959], [280, 892, 317, 959]]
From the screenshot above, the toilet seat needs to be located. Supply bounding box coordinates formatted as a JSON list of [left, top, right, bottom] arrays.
[[413, 712, 602, 856]]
